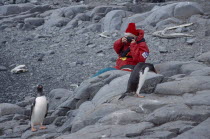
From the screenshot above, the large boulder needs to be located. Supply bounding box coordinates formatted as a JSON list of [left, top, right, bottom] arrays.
[[155, 76, 210, 95], [0, 3, 35, 16], [98, 109, 143, 125], [48, 88, 73, 110], [0, 103, 24, 116], [196, 51, 210, 65], [103, 10, 127, 32], [24, 17, 44, 27], [174, 118, 210, 139], [56, 122, 154, 139], [70, 102, 121, 133], [174, 2, 203, 18], [179, 62, 208, 75], [146, 104, 210, 125], [190, 67, 210, 76], [184, 90, 210, 106], [155, 61, 187, 77], [121, 2, 203, 31]]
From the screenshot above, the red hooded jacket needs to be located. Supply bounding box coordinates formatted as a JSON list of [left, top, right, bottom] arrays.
[[113, 29, 149, 70]]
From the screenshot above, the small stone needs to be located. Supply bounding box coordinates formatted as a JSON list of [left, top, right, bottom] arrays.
[[87, 44, 96, 48], [76, 61, 84, 65], [158, 46, 168, 53], [0, 65, 7, 71], [205, 29, 210, 36], [53, 116, 66, 127], [43, 116, 56, 125], [186, 38, 195, 45], [37, 53, 45, 61]]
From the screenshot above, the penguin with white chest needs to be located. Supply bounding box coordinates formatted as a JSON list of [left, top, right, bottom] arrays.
[[30, 85, 48, 132], [119, 63, 157, 99]]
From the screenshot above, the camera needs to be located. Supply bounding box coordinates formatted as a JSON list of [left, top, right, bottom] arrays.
[[126, 36, 134, 43]]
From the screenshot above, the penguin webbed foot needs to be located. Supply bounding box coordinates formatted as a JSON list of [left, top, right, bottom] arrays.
[[40, 125, 47, 130], [31, 127, 37, 132]]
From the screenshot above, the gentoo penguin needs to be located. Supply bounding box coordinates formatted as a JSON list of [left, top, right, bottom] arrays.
[[119, 63, 157, 100], [30, 85, 48, 132]]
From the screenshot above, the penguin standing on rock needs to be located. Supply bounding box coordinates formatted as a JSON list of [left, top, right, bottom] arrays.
[[30, 85, 48, 132], [119, 63, 157, 100]]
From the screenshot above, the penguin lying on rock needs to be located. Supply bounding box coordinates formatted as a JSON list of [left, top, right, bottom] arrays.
[[30, 85, 48, 132], [119, 63, 157, 100]]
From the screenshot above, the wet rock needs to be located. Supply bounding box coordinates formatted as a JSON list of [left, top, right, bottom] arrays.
[[0, 103, 25, 116]]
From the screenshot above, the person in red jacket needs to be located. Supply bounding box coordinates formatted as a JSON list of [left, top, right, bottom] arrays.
[[113, 23, 149, 71]]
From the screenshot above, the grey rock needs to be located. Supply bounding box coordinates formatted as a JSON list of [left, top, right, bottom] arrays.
[[174, 2, 203, 19], [184, 90, 210, 106], [174, 118, 210, 139], [158, 45, 168, 53], [155, 61, 188, 77], [190, 67, 210, 76], [53, 116, 66, 127], [0, 114, 13, 123], [189, 14, 210, 26], [0, 103, 25, 116], [24, 17, 44, 27], [205, 29, 210, 36], [156, 17, 183, 29], [71, 103, 121, 133], [13, 125, 30, 133], [21, 125, 57, 139], [179, 62, 207, 75], [0, 5, 21, 15], [155, 76, 210, 95], [49, 88, 73, 110], [63, 19, 78, 29], [43, 116, 56, 125], [87, 23, 101, 32], [29, 4, 51, 13], [146, 104, 210, 125], [145, 120, 195, 134], [196, 51, 210, 65], [140, 131, 176, 139], [51, 107, 70, 117], [57, 116, 73, 133], [56, 122, 154, 139], [13, 114, 28, 120], [0, 65, 7, 71], [103, 10, 127, 32], [63, 5, 88, 19], [74, 70, 128, 102], [98, 109, 143, 125], [186, 38, 195, 45]]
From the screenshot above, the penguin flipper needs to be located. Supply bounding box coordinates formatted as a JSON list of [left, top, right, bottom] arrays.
[[30, 99, 36, 120], [45, 103, 49, 118]]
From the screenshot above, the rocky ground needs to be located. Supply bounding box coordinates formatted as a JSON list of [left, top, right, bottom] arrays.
[[0, 0, 210, 138]]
